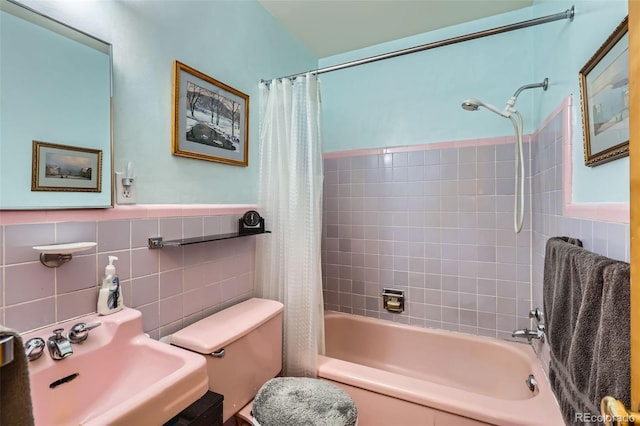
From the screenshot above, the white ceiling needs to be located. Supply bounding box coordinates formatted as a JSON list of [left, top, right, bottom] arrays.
[[258, 0, 534, 58]]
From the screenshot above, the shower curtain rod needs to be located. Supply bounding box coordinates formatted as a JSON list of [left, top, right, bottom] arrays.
[[262, 5, 574, 83]]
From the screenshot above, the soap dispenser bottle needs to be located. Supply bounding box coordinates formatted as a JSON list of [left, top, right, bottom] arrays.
[[98, 256, 124, 315]]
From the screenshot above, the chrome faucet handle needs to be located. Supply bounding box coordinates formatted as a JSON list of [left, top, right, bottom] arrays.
[[512, 327, 545, 343], [25, 337, 45, 361], [47, 328, 73, 360], [67, 322, 102, 344], [529, 308, 544, 323]]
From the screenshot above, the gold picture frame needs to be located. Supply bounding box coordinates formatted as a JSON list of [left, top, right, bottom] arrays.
[[579, 16, 629, 167], [172, 60, 249, 166], [31, 141, 102, 192]]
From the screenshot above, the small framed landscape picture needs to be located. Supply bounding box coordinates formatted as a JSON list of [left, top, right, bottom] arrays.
[[31, 141, 102, 192], [172, 60, 249, 166]]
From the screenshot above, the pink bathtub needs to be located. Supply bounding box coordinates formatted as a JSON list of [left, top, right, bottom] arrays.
[[318, 311, 563, 426]]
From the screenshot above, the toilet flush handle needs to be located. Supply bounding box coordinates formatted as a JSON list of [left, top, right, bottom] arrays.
[[210, 348, 225, 358]]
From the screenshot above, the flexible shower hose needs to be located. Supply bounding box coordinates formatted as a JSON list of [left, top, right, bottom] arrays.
[[509, 111, 525, 234]]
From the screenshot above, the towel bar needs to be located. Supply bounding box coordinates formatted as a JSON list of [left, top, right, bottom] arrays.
[[0, 335, 15, 367]]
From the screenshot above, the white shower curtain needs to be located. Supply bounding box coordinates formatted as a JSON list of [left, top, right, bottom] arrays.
[[256, 74, 325, 377]]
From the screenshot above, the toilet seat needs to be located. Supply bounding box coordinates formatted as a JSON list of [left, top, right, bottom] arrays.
[[235, 379, 359, 426], [251, 377, 358, 426]]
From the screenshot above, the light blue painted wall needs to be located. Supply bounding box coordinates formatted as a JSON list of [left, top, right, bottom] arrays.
[[11, 0, 627, 205], [17, 0, 318, 205], [319, 7, 538, 153], [531, 0, 628, 203], [320, 0, 628, 204]]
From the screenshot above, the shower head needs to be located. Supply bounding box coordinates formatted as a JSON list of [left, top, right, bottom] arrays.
[[461, 79, 549, 235], [461, 98, 511, 118], [461, 100, 479, 111], [462, 78, 548, 118]]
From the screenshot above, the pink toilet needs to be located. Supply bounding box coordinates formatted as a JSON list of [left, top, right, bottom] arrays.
[[171, 298, 283, 424], [170, 298, 357, 425]]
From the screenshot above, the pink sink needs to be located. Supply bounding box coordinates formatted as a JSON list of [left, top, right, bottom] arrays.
[[22, 307, 208, 426]]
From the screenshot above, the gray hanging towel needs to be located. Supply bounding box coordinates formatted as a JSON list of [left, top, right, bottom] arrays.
[[543, 236, 630, 426], [0, 326, 35, 426]]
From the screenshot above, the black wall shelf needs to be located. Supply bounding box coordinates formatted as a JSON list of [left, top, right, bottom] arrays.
[[148, 230, 270, 249]]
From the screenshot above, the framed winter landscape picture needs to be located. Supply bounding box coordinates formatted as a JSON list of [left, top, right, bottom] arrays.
[[172, 60, 249, 166], [31, 141, 102, 192]]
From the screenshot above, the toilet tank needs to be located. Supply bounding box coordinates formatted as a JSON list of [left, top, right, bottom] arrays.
[[171, 298, 284, 422]]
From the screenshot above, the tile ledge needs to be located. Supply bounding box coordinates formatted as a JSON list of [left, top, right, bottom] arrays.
[[562, 203, 629, 224], [0, 204, 258, 225]]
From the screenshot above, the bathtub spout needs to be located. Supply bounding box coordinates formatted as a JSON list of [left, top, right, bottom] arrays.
[[512, 326, 545, 342]]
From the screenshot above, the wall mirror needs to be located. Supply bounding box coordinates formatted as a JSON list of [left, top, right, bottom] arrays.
[[0, 0, 113, 209]]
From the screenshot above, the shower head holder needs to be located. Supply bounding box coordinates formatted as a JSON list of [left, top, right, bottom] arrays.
[[508, 77, 549, 108]]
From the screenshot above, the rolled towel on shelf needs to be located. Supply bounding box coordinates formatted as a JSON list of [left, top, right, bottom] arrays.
[[543, 236, 630, 426], [0, 326, 35, 426]]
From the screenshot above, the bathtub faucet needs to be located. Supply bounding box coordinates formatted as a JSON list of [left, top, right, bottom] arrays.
[[512, 325, 545, 342]]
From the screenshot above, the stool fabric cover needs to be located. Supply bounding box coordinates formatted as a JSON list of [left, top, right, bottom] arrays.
[[252, 377, 357, 426]]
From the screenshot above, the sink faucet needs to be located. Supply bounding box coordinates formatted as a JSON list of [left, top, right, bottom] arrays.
[[47, 328, 73, 360], [67, 322, 101, 344], [512, 325, 545, 342]]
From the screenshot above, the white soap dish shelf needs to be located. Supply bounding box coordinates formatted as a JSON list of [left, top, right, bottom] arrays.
[[33, 242, 97, 267]]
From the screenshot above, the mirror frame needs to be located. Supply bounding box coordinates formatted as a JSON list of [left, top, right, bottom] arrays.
[[0, 0, 113, 209]]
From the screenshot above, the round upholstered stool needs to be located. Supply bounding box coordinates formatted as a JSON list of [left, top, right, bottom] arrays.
[[251, 377, 358, 426]]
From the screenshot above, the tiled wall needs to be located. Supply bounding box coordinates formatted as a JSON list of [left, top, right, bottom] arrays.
[[0, 214, 256, 337], [322, 141, 533, 339], [322, 98, 630, 341], [530, 103, 630, 368]]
